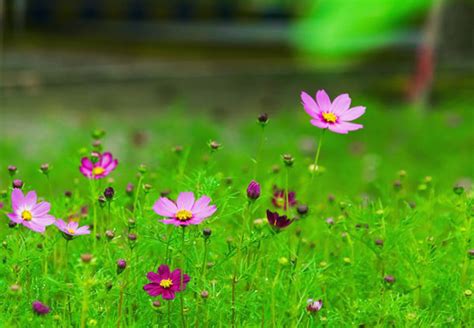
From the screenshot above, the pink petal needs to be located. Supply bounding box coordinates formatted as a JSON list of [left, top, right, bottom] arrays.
[[81, 158, 93, 170], [34, 214, 56, 226], [176, 192, 195, 210], [143, 283, 162, 297], [192, 196, 211, 213], [301, 91, 320, 118], [153, 198, 177, 217], [23, 221, 46, 233], [310, 119, 329, 129], [31, 202, 50, 217], [104, 159, 118, 172], [339, 106, 365, 121], [338, 121, 363, 131], [11, 188, 24, 211], [158, 265, 171, 277], [69, 221, 79, 230], [328, 124, 349, 134], [161, 219, 183, 226], [193, 205, 217, 220], [161, 290, 175, 300], [147, 272, 161, 283], [79, 166, 93, 178], [330, 94, 351, 115], [75, 226, 91, 235], [55, 219, 67, 230], [99, 152, 113, 167], [24, 191, 37, 208], [316, 90, 331, 111], [7, 213, 22, 223]]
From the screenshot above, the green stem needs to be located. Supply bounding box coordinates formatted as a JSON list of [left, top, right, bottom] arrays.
[[308, 129, 326, 197], [253, 126, 266, 179], [180, 228, 186, 328]]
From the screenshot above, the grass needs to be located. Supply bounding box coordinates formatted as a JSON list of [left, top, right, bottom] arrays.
[[0, 94, 473, 327]]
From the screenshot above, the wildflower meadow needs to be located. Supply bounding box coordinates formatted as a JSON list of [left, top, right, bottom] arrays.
[[0, 88, 473, 328]]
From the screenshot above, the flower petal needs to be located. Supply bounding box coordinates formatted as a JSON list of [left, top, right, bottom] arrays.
[[192, 196, 211, 213], [24, 191, 37, 208], [143, 283, 162, 297], [338, 121, 363, 131], [31, 202, 50, 217], [81, 157, 94, 170], [11, 188, 24, 211], [316, 90, 331, 111], [100, 152, 113, 167], [310, 119, 329, 129], [23, 221, 46, 233], [176, 192, 195, 210], [147, 272, 161, 283], [328, 124, 349, 134], [158, 264, 171, 277], [153, 198, 178, 217], [330, 94, 351, 115], [193, 205, 217, 220], [339, 106, 365, 121], [33, 214, 56, 226], [7, 213, 22, 223], [301, 91, 320, 118], [161, 289, 175, 300]]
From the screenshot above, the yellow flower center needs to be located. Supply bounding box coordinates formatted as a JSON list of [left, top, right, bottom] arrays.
[[160, 278, 173, 288], [175, 209, 193, 221], [67, 228, 75, 235], [92, 166, 105, 176], [322, 112, 337, 123], [276, 197, 285, 207], [21, 210, 32, 221]]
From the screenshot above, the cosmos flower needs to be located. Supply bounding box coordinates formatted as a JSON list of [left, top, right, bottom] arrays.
[[301, 90, 365, 134], [266, 210, 293, 229], [306, 299, 323, 313], [247, 180, 261, 200], [7, 189, 55, 233], [272, 187, 296, 210], [55, 219, 90, 239], [143, 264, 190, 300], [32, 300, 51, 315], [79, 152, 118, 179], [153, 192, 217, 227]]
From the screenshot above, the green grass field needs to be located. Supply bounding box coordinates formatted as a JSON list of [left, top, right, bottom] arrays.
[[0, 91, 473, 327]]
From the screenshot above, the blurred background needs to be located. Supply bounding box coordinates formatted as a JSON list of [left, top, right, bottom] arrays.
[[0, 0, 472, 193]]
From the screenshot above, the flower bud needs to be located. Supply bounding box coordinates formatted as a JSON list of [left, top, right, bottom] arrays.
[[209, 140, 221, 151], [152, 300, 161, 308], [384, 275, 395, 284], [246, 180, 261, 200], [40, 163, 50, 175], [98, 195, 106, 206], [81, 253, 93, 263], [12, 179, 24, 189], [92, 129, 106, 140], [8, 165, 17, 176], [105, 230, 115, 240], [116, 259, 127, 274], [64, 190, 72, 198], [128, 233, 137, 241], [281, 154, 294, 167], [104, 187, 115, 200], [453, 184, 464, 195], [297, 204, 308, 216], [202, 228, 212, 239], [32, 301, 50, 315], [306, 299, 323, 313], [375, 239, 384, 247], [172, 145, 183, 154], [200, 290, 209, 299], [257, 113, 269, 125], [126, 183, 134, 196]]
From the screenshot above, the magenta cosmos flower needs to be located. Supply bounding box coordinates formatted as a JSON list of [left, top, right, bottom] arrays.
[[266, 210, 293, 229], [143, 264, 190, 300], [55, 219, 90, 238], [153, 192, 217, 227], [79, 152, 118, 179], [272, 187, 297, 210], [7, 189, 55, 233], [32, 300, 51, 315], [301, 90, 365, 134]]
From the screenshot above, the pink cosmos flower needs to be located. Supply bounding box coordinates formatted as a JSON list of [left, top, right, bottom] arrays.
[[143, 264, 190, 300], [301, 90, 365, 134], [153, 192, 217, 227], [79, 152, 118, 179], [55, 219, 90, 238], [7, 189, 55, 233]]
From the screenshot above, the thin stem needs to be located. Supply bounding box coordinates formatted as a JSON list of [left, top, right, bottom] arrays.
[[180, 228, 186, 328], [308, 129, 326, 197], [253, 126, 266, 179]]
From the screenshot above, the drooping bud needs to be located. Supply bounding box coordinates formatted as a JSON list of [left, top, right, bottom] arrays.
[[104, 187, 115, 200], [116, 259, 127, 274], [202, 228, 212, 239], [257, 113, 269, 125], [12, 179, 23, 189]]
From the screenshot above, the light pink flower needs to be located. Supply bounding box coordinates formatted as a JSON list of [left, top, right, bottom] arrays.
[[153, 192, 217, 227], [79, 152, 118, 179], [55, 219, 90, 237], [301, 90, 365, 134], [7, 189, 55, 233]]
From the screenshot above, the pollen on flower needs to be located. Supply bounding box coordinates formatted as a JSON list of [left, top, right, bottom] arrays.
[[175, 209, 193, 221], [67, 228, 75, 235], [159, 279, 173, 288], [322, 112, 337, 123], [21, 210, 32, 221], [92, 167, 105, 176]]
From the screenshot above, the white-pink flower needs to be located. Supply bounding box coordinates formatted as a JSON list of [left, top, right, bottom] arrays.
[[7, 189, 55, 233], [55, 219, 90, 237], [153, 192, 217, 227], [301, 89, 366, 134]]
